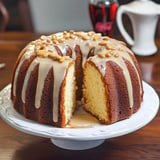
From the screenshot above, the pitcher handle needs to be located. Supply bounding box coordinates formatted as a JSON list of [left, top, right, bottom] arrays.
[[116, 6, 134, 46]]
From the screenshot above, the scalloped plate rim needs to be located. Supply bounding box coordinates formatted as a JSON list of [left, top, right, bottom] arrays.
[[0, 81, 159, 141]]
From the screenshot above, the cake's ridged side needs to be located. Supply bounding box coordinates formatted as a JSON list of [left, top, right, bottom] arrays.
[[74, 45, 83, 100], [11, 47, 33, 101], [123, 58, 141, 113], [87, 47, 95, 59], [54, 46, 63, 56], [38, 67, 54, 125], [65, 45, 72, 57], [128, 52, 144, 101], [104, 61, 132, 122], [24, 64, 39, 120], [11, 55, 36, 114], [59, 61, 76, 127]]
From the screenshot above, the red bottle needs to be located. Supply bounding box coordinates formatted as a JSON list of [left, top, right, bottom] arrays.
[[89, 0, 118, 36]]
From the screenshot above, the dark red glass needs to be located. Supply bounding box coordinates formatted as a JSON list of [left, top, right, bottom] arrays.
[[89, 0, 118, 36]]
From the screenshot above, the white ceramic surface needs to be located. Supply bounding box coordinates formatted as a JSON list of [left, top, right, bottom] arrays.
[[116, 0, 160, 56], [0, 82, 159, 150]]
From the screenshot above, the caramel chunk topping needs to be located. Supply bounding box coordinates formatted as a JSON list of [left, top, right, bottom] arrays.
[[98, 51, 119, 58], [33, 30, 123, 63], [36, 50, 70, 63], [93, 33, 101, 41], [98, 41, 107, 46], [114, 53, 119, 58], [76, 32, 90, 40], [36, 50, 49, 58], [105, 43, 115, 50], [102, 36, 110, 40]]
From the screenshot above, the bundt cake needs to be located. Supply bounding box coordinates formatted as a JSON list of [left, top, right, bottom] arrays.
[[11, 30, 143, 127]]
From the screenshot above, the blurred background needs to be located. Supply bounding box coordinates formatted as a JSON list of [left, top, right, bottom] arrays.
[[1, 0, 160, 37]]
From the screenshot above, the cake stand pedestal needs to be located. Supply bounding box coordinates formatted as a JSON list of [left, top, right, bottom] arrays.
[[51, 138, 104, 150]]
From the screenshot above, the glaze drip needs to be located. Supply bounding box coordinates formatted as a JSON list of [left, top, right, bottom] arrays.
[[12, 31, 143, 123]]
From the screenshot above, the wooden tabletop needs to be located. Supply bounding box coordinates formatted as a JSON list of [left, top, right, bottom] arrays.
[[0, 32, 160, 160]]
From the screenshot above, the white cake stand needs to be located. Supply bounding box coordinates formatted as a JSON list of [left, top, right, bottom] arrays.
[[0, 82, 159, 150]]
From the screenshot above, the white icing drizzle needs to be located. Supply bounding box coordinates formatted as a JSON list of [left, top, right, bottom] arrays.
[[13, 31, 143, 123], [13, 45, 35, 96], [35, 57, 51, 109], [21, 55, 73, 122], [52, 59, 72, 122], [21, 59, 38, 103]]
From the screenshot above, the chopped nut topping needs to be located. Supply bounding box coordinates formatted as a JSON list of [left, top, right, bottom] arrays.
[[114, 53, 119, 58], [35, 46, 41, 52], [82, 34, 90, 40], [76, 32, 89, 40], [50, 54, 61, 62], [40, 35, 47, 40], [48, 52, 61, 61], [51, 34, 57, 40], [30, 41, 36, 45], [52, 40, 59, 44], [102, 36, 110, 40], [75, 32, 81, 37], [70, 34, 76, 39], [63, 34, 69, 39], [36, 39, 42, 46], [63, 31, 69, 39], [40, 44, 47, 49], [98, 51, 114, 58], [98, 41, 107, 46], [70, 30, 75, 35], [57, 38, 65, 43], [98, 52, 106, 58], [36, 49, 70, 63], [36, 50, 49, 58], [105, 43, 115, 50], [63, 31, 68, 35], [87, 31, 95, 36], [33, 31, 122, 63], [118, 47, 124, 51], [95, 33, 101, 37], [106, 52, 112, 58], [46, 38, 52, 44], [59, 56, 70, 63], [93, 34, 101, 41]]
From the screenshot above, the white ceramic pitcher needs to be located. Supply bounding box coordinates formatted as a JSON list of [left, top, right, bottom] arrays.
[[116, 0, 160, 56]]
